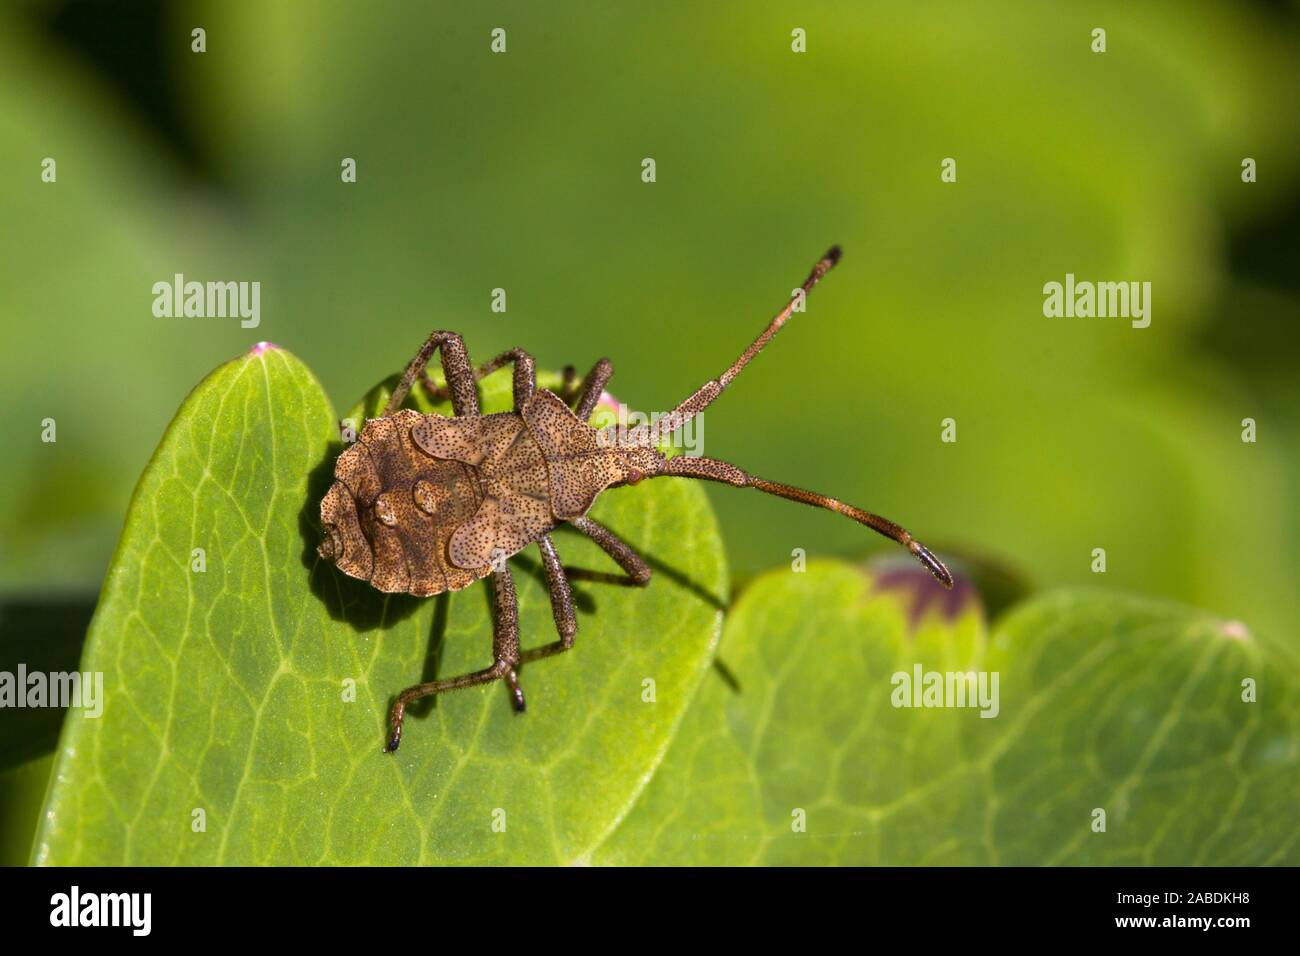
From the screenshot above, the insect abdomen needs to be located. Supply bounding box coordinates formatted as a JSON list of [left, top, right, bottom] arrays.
[[320, 409, 487, 596]]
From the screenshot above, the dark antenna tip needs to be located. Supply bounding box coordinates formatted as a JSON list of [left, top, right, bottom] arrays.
[[911, 542, 954, 590], [824, 245, 843, 266]]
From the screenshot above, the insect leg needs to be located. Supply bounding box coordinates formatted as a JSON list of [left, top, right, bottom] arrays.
[[520, 534, 578, 664], [556, 360, 612, 418], [421, 348, 537, 410], [385, 664, 501, 753], [567, 515, 652, 585], [570, 358, 613, 421], [383, 568, 526, 753], [384, 331, 478, 417], [559, 364, 578, 400], [489, 565, 526, 712]]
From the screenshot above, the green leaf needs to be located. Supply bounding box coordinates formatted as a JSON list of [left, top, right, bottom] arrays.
[[593, 561, 1299, 865], [34, 347, 726, 864]]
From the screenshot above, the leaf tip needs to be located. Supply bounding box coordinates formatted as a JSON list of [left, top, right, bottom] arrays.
[[1217, 619, 1251, 641], [247, 340, 281, 357]]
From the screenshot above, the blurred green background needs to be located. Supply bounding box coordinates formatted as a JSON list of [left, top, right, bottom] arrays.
[[1, 0, 1297, 713]]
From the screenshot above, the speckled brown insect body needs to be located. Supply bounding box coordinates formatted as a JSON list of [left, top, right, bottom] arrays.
[[321, 394, 664, 597], [317, 247, 952, 752], [321, 410, 481, 595]]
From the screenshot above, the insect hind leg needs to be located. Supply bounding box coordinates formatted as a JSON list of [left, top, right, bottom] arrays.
[[384, 331, 478, 418], [384, 567, 525, 753], [421, 348, 537, 410]]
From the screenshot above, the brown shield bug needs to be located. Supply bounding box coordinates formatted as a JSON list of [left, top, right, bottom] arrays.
[[317, 246, 952, 751]]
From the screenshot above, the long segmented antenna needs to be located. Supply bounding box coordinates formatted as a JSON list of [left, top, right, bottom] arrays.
[[631, 246, 953, 588], [613, 246, 842, 449], [657, 455, 953, 588]]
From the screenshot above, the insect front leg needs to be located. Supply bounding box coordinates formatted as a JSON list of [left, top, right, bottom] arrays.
[[568, 515, 652, 585], [383, 567, 526, 753], [567, 358, 613, 421]]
